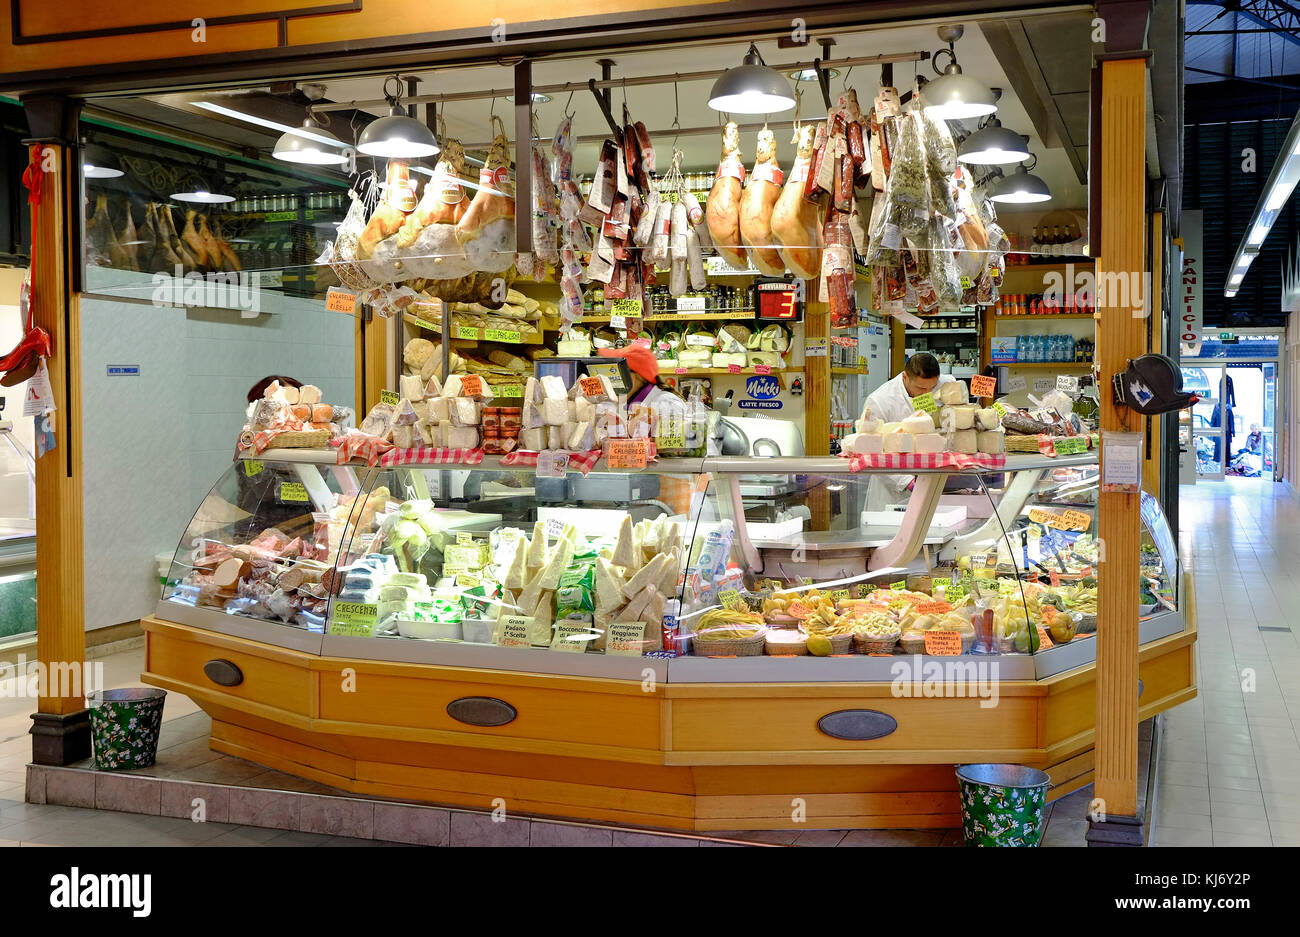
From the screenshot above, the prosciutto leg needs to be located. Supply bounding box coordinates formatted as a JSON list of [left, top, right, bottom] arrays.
[[705, 121, 747, 269], [771, 123, 827, 280], [739, 127, 785, 275]]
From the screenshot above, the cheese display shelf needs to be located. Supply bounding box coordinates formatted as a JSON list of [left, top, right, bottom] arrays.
[[142, 450, 1194, 831]]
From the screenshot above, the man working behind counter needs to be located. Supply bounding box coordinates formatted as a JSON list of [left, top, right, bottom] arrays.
[[862, 352, 954, 512]]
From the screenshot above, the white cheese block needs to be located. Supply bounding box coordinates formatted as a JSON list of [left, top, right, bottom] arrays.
[[880, 421, 902, 435], [974, 408, 1000, 431], [453, 398, 480, 426], [476, 382, 494, 403], [856, 418, 882, 434], [624, 552, 671, 600], [620, 584, 655, 623], [506, 539, 528, 590], [400, 375, 425, 401], [977, 430, 1006, 454], [913, 433, 946, 453], [522, 399, 543, 429], [612, 515, 635, 569], [852, 434, 884, 454], [445, 424, 479, 448], [574, 397, 596, 425], [416, 420, 438, 446], [527, 521, 548, 570], [951, 404, 977, 430], [541, 375, 567, 400], [392, 424, 414, 449], [524, 376, 540, 403], [537, 537, 574, 590], [901, 411, 935, 434], [427, 397, 451, 423], [883, 433, 914, 454], [567, 421, 594, 450], [442, 374, 463, 398], [410, 400, 430, 423], [542, 398, 568, 426], [951, 429, 978, 454], [298, 384, 322, 405], [840, 433, 862, 452], [937, 380, 968, 406], [599, 375, 617, 401], [547, 425, 565, 449], [520, 427, 547, 451]]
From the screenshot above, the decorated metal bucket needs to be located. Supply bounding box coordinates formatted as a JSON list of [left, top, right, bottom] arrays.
[[88, 688, 167, 771], [955, 763, 1051, 847]]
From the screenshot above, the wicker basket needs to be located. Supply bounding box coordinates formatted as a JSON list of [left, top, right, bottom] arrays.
[[264, 429, 331, 450], [691, 630, 767, 656], [803, 631, 853, 654], [853, 631, 901, 655], [764, 630, 809, 656]]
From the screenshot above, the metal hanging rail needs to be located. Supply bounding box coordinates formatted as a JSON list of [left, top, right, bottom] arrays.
[[308, 51, 928, 114]]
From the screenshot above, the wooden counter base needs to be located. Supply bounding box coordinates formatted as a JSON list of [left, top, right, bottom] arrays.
[[141, 615, 1196, 832]]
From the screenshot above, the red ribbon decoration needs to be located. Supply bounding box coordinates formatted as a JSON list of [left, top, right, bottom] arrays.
[[0, 144, 54, 377]]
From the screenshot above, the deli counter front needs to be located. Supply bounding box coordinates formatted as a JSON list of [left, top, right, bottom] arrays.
[[141, 451, 1195, 831]]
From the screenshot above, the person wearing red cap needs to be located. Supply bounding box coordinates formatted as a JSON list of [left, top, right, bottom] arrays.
[[598, 342, 674, 405]]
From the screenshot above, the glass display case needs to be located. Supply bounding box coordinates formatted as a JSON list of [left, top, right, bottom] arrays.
[[159, 450, 1183, 680]]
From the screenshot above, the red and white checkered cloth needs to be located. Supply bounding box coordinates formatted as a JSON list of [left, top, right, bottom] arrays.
[[841, 451, 1007, 472], [331, 433, 393, 465], [380, 447, 485, 466], [236, 417, 310, 454], [499, 449, 605, 476]]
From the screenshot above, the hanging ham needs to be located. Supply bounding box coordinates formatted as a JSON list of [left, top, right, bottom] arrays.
[[705, 121, 747, 269], [456, 119, 515, 244], [182, 209, 210, 269], [357, 159, 415, 259], [396, 137, 468, 248], [771, 122, 827, 280], [738, 127, 785, 275]]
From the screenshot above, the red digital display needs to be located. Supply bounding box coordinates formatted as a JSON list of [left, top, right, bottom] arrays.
[[756, 284, 800, 320]]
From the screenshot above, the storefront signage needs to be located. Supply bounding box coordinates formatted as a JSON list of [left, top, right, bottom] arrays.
[[1179, 210, 1202, 351], [738, 400, 782, 410], [329, 602, 377, 637], [745, 376, 781, 399]]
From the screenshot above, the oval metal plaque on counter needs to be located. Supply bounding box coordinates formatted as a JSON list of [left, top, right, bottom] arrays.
[[203, 659, 244, 687], [447, 697, 517, 727], [817, 709, 898, 741]]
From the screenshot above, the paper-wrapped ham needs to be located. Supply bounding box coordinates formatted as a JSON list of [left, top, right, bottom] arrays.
[[705, 121, 747, 269], [358, 160, 416, 260], [739, 127, 785, 275], [457, 118, 515, 244], [397, 138, 469, 249], [771, 123, 826, 279], [405, 221, 473, 280]]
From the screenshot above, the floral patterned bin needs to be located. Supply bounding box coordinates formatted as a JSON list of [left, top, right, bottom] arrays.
[[88, 688, 167, 770], [955, 763, 1050, 847]]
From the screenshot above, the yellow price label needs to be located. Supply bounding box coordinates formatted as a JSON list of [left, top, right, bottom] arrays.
[[611, 298, 643, 316], [495, 384, 524, 398], [718, 589, 745, 610], [329, 602, 377, 636], [484, 328, 521, 343], [455, 326, 482, 340], [243, 460, 263, 477], [909, 392, 937, 414], [891, 580, 906, 591], [829, 589, 850, 603], [380, 389, 400, 406], [278, 481, 309, 503]]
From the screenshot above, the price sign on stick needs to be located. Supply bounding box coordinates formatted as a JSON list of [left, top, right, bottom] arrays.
[[970, 374, 997, 398], [607, 438, 649, 469], [924, 631, 963, 656]]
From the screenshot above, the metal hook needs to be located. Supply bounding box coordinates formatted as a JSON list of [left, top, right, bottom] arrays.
[[382, 74, 403, 105], [843, 65, 854, 91], [564, 88, 576, 119]]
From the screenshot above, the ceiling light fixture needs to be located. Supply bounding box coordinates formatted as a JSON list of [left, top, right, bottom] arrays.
[[788, 67, 839, 82], [709, 43, 796, 114], [357, 76, 439, 159], [274, 112, 350, 165], [957, 116, 1030, 165], [1226, 107, 1300, 296], [989, 157, 1051, 204], [82, 145, 124, 179], [504, 92, 552, 104], [923, 25, 997, 121]]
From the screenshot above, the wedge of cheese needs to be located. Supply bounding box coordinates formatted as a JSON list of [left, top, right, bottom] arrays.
[[505, 537, 528, 590], [298, 384, 322, 405], [901, 411, 935, 433], [427, 397, 451, 423], [400, 375, 425, 401], [541, 375, 567, 400], [452, 398, 480, 426], [527, 521, 548, 571], [443, 374, 463, 398], [595, 558, 625, 611], [620, 584, 655, 623], [536, 537, 574, 591], [612, 516, 635, 569], [623, 552, 672, 601], [424, 375, 443, 399], [657, 547, 681, 597]]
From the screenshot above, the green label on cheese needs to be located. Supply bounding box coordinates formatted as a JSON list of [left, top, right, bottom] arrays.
[[909, 392, 937, 414], [380, 389, 400, 406], [891, 580, 906, 591], [329, 602, 377, 636], [992, 401, 1008, 417]]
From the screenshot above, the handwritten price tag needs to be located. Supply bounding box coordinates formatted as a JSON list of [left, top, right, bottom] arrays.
[[610, 315, 627, 331], [380, 389, 400, 406], [329, 602, 377, 637], [325, 288, 357, 314], [459, 374, 484, 397], [924, 631, 963, 656], [606, 437, 649, 469], [278, 482, 309, 503], [579, 376, 604, 397], [1037, 625, 1054, 649], [674, 367, 688, 375], [718, 589, 745, 610], [550, 622, 594, 653], [607, 622, 649, 656], [496, 615, 532, 648], [611, 298, 643, 316], [455, 326, 482, 340], [754, 364, 772, 375], [914, 601, 953, 615], [970, 374, 997, 398], [787, 601, 814, 619], [484, 328, 521, 343], [727, 364, 742, 374], [891, 580, 906, 591], [1061, 509, 1092, 531], [909, 392, 937, 414]]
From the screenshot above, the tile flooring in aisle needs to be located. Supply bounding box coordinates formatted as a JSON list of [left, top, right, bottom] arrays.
[[1154, 478, 1300, 846]]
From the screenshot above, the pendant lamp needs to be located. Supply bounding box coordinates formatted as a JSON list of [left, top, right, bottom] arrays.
[[274, 115, 350, 165], [357, 77, 439, 159], [923, 25, 997, 121], [709, 43, 796, 114], [990, 159, 1051, 204], [957, 117, 1031, 165]]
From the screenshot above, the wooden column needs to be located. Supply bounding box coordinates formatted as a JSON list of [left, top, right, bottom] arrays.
[[354, 308, 388, 414], [1090, 49, 1149, 845], [805, 300, 831, 531], [23, 94, 92, 764], [1144, 210, 1163, 496]]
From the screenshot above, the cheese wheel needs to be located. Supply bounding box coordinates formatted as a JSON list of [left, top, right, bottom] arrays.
[[883, 433, 914, 453]]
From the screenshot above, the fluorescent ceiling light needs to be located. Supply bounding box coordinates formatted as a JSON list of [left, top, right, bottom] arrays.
[[1224, 106, 1300, 296], [1228, 274, 1243, 285], [1225, 290, 1238, 298], [1265, 186, 1293, 212], [193, 101, 346, 151], [1247, 223, 1270, 245]]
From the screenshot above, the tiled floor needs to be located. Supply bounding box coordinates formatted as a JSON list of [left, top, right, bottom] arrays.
[[1152, 478, 1300, 847]]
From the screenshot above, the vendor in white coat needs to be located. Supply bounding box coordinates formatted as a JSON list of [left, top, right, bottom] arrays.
[[862, 352, 954, 512]]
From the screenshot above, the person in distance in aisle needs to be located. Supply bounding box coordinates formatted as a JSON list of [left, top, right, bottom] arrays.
[[862, 352, 955, 512]]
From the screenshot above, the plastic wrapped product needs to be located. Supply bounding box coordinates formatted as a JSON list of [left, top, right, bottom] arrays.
[[687, 227, 707, 290]]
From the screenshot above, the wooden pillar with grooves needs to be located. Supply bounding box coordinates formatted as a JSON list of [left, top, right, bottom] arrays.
[[1091, 52, 1148, 843], [1144, 211, 1163, 497], [355, 307, 388, 413], [26, 139, 91, 763]]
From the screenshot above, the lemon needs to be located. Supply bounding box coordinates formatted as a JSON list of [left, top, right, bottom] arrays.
[[807, 634, 833, 657]]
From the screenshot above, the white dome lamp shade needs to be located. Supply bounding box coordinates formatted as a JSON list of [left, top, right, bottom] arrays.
[[83, 145, 124, 179], [709, 43, 796, 114], [274, 115, 350, 165], [923, 25, 997, 121], [990, 159, 1051, 204], [957, 118, 1031, 165], [170, 169, 235, 204], [357, 89, 439, 160]]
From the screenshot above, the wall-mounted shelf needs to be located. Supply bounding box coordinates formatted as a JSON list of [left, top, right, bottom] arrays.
[[404, 314, 543, 345], [993, 314, 1096, 321], [996, 361, 1094, 369], [831, 367, 870, 376], [906, 328, 979, 335], [662, 366, 798, 376]]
